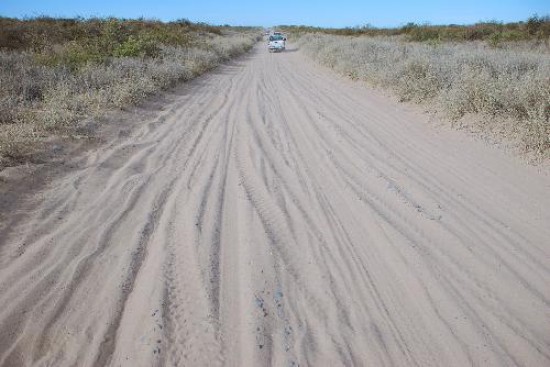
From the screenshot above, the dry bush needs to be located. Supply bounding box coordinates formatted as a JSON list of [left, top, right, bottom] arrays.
[[297, 33, 550, 157]]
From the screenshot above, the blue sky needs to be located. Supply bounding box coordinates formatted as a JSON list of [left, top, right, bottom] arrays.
[[1, 0, 548, 28]]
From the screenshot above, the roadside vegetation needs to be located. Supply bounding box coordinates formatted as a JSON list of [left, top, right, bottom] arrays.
[[0, 17, 259, 168], [283, 15, 550, 44], [285, 16, 550, 158]]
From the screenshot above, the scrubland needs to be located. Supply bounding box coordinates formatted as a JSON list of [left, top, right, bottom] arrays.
[[0, 17, 259, 167], [290, 18, 550, 158]]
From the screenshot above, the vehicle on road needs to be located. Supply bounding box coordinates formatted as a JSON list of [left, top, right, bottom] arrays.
[[268, 33, 286, 53]]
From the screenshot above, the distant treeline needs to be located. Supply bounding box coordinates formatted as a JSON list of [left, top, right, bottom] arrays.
[[281, 15, 550, 43]]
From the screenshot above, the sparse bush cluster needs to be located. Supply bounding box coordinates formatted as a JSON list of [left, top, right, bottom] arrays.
[[0, 17, 259, 167], [297, 33, 550, 156]]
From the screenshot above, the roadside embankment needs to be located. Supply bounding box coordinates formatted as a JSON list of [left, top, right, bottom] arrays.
[[295, 33, 550, 159], [0, 17, 260, 168]]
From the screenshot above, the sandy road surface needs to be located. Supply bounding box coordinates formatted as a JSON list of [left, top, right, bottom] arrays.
[[1, 44, 550, 366]]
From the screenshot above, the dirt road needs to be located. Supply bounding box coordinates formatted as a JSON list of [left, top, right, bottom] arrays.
[[1, 44, 549, 366]]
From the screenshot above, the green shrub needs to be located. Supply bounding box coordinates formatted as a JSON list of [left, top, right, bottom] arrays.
[[526, 15, 550, 38], [406, 26, 441, 42], [34, 41, 104, 69], [114, 34, 160, 58], [488, 30, 529, 47]]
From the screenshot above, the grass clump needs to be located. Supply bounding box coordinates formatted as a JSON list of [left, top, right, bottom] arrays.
[[0, 17, 260, 167]]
